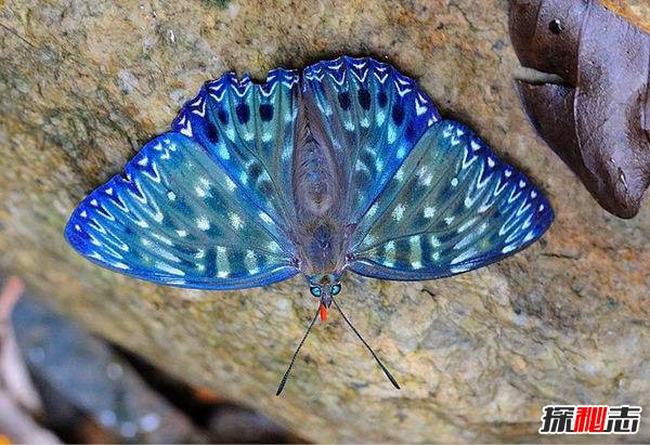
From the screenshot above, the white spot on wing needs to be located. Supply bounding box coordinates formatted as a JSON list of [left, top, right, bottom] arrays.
[[155, 261, 185, 276], [180, 121, 193, 137], [225, 177, 237, 191], [355, 160, 369, 172], [229, 212, 244, 230], [424, 207, 436, 218], [409, 236, 422, 269], [382, 240, 396, 267], [219, 146, 230, 160], [195, 183, 209, 198], [259, 212, 273, 225], [216, 246, 230, 278], [392, 203, 406, 221], [245, 250, 259, 274], [415, 97, 428, 116], [366, 203, 379, 217], [451, 248, 478, 265], [196, 217, 210, 231]]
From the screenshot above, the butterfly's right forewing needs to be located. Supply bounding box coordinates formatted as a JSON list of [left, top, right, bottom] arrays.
[[302, 56, 441, 225]]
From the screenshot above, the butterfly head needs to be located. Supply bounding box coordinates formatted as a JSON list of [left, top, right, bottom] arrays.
[[307, 273, 342, 321]]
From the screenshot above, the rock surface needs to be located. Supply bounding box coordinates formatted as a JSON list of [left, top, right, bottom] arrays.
[[0, 0, 648, 442]]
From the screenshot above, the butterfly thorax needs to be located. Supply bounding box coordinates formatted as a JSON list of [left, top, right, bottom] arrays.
[[296, 220, 348, 275]]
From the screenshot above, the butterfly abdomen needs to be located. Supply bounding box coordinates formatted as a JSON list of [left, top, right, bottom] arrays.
[[293, 136, 336, 215], [292, 99, 343, 219]]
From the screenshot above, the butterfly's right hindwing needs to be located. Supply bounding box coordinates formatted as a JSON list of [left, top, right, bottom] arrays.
[[348, 120, 554, 281]]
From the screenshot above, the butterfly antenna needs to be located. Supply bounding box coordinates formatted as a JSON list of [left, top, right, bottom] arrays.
[[276, 306, 321, 396], [331, 296, 401, 390]]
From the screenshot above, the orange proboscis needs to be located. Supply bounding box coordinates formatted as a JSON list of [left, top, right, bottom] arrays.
[[319, 303, 327, 321]]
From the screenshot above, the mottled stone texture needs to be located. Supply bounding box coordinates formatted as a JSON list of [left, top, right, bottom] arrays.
[[0, 0, 648, 442]]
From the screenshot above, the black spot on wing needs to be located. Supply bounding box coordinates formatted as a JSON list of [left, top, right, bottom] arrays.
[[338, 92, 351, 111], [205, 249, 217, 277], [259, 104, 274, 121], [378, 90, 388, 108], [218, 108, 229, 124], [392, 102, 404, 126], [358, 88, 371, 110], [249, 162, 263, 180], [206, 121, 219, 143], [405, 122, 416, 142], [236, 103, 250, 124]]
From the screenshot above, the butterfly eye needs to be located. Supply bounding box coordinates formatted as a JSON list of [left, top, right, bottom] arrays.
[[310, 286, 322, 297], [549, 19, 563, 34], [331, 283, 341, 296]]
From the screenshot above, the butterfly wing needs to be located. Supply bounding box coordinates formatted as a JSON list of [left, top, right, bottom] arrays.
[[65, 70, 301, 289], [301, 56, 441, 224], [347, 120, 554, 280], [172, 68, 300, 227]]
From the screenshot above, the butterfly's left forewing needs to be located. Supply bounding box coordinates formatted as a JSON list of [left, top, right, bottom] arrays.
[[348, 120, 554, 281], [172, 69, 300, 227], [65, 71, 302, 290]]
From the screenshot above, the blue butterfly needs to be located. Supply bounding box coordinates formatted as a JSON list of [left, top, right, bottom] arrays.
[[65, 56, 554, 393]]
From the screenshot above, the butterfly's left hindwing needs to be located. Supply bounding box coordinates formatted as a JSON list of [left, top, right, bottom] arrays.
[[348, 120, 554, 281], [65, 70, 303, 289]]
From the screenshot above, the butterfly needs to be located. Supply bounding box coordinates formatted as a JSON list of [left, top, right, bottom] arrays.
[[65, 55, 554, 394]]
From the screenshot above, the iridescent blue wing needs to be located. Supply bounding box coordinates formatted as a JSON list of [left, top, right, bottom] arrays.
[[172, 69, 299, 226], [65, 70, 301, 290], [302, 56, 441, 224], [347, 120, 554, 280]]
